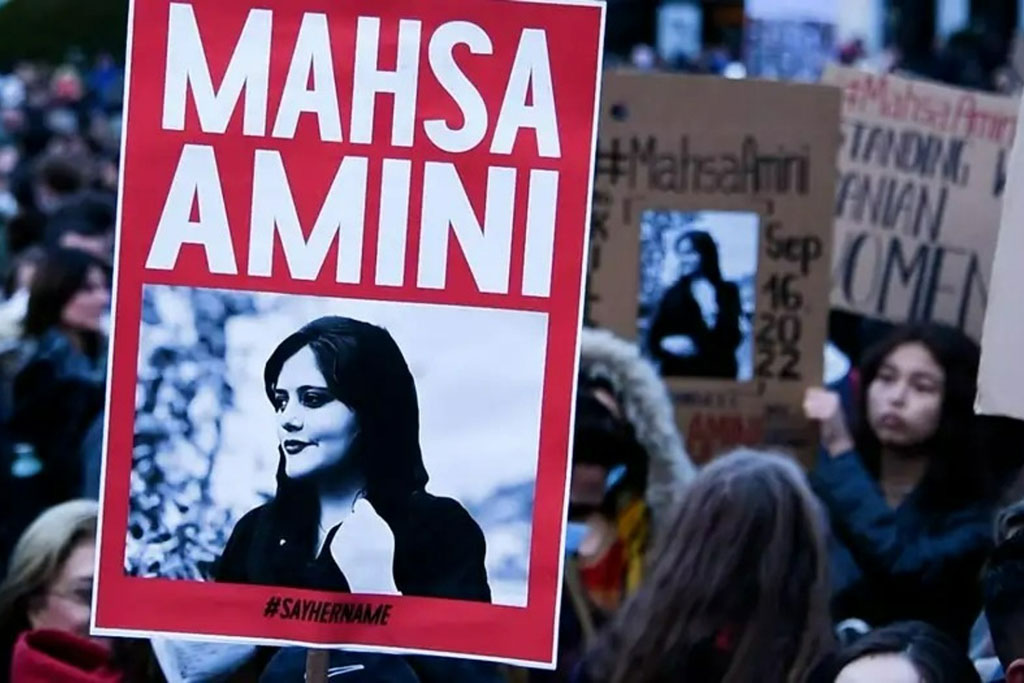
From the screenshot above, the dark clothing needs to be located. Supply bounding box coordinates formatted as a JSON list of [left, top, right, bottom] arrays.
[[812, 450, 993, 645], [260, 648, 421, 683], [216, 491, 491, 602], [530, 570, 608, 683], [8, 329, 105, 501], [215, 491, 496, 683], [0, 330, 104, 573], [79, 414, 104, 500], [647, 278, 742, 379]]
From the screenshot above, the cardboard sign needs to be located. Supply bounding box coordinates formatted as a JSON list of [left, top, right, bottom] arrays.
[[825, 65, 1018, 340], [588, 71, 839, 464], [93, 0, 604, 667], [978, 95, 1024, 420]]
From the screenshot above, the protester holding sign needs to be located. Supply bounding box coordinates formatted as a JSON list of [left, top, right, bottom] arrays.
[[805, 323, 995, 645], [541, 327, 694, 682]]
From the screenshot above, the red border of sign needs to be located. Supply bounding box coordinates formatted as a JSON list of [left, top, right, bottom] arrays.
[[91, 0, 605, 668]]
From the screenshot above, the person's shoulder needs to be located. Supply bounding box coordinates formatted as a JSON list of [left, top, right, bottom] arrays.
[[222, 502, 279, 556], [215, 502, 275, 582], [408, 492, 476, 526], [720, 280, 741, 298], [231, 502, 276, 537], [659, 277, 688, 299], [15, 330, 101, 384], [403, 493, 484, 545], [936, 499, 996, 533], [392, 493, 490, 600]]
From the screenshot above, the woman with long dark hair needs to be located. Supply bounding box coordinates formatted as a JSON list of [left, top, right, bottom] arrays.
[[4, 248, 109, 560], [646, 230, 742, 379], [578, 450, 834, 683], [215, 315, 490, 601], [145, 317, 502, 683], [805, 323, 994, 645]]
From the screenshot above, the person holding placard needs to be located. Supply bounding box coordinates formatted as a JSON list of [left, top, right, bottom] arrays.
[[804, 323, 996, 645], [545, 327, 695, 682]]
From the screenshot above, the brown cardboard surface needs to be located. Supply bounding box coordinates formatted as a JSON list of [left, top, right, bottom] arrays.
[[588, 71, 840, 465], [824, 65, 1018, 340]]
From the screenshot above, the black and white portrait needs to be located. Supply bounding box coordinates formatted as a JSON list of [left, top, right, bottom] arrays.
[[126, 286, 544, 607], [638, 210, 759, 381]]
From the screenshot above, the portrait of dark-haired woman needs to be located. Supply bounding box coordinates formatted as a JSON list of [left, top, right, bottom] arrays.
[[214, 316, 491, 602], [646, 230, 742, 379]]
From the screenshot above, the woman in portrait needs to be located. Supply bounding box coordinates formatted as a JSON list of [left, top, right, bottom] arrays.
[[646, 230, 742, 379], [214, 315, 491, 602]]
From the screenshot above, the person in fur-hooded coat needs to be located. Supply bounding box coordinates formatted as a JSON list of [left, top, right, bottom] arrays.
[[526, 327, 695, 682]]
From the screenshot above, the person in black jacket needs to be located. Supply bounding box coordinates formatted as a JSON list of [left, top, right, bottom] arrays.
[[646, 230, 742, 379], [215, 315, 490, 601], [804, 323, 995, 646], [2, 248, 108, 567]]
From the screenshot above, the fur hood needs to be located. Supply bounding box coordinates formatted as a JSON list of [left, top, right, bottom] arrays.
[[578, 327, 695, 524]]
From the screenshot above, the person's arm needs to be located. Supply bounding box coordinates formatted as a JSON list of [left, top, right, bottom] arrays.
[[804, 388, 991, 579], [812, 450, 991, 578]]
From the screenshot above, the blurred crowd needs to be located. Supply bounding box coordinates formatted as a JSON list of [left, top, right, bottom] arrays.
[[0, 19, 1024, 683], [0, 57, 120, 574]]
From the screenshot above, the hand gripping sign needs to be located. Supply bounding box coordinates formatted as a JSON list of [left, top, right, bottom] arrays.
[[93, 0, 604, 668]]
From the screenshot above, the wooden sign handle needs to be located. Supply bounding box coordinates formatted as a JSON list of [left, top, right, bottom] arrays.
[[306, 650, 329, 682]]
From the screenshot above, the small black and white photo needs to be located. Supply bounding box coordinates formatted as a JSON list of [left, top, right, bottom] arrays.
[[638, 209, 759, 381], [126, 286, 545, 607]]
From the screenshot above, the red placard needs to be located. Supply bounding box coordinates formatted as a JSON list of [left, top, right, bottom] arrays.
[[93, 0, 604, 667]]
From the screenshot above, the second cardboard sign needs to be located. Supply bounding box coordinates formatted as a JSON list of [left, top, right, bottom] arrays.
[[588, 71, 840, 464]]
